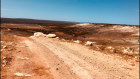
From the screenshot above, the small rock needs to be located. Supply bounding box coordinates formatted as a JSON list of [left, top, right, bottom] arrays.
[[56, 37, 59, 39], [74, 40, 80, 44], [118, 76, 121, 79], [3, 56, 6, 59], [127, 51, 133, 56], [8, 29, 11, 31], [3, 46, 7, 49], [134, 51, 139, 55], [18, 50, 21, 52], [46, 34, 56, 38], [2, 64, 6, 67], [107, 46, 112, 49], [0, 41, 4, 43], [1, 49, 4, 52], [85, 41, 94, 46], [3, 60, 8, 66], [3, 60, 8, 63], [14, 72, 31, 77], [33, 32, 46, 37], [135, 59, 139, 62], [129, 63, 135, 66], [56, 68, 59, 70]]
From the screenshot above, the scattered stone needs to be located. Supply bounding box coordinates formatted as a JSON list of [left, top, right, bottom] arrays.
[[118, 76, 121, 79], [74, 40, 80, 44], [18, 50, 21, 52], [3, 45, 7, 49], [136, 59, 139, 62], [3, 56, 6, 59], [127, 51, 133, 56], [135, 57, 139, 62], [106, 46, 113, 50], [46, 34, 56, 38], [0, 41, 4, 43], [56, 68, 59, 70], [110, 49, 115, 53], [33, 32, 47, 37], [134, 51, 139, 55], [14, 72, 31, 77], [2, 59, 8, 67], [56, 37, 59, 39], [8, 29, 11, 31], [31, 32, 56, 38], [129, 63, 135, 66], [2, 64, 5, 67], [122, 49, 129, 54], [1, 49, 4, 52], [85, 41, 95, 46]]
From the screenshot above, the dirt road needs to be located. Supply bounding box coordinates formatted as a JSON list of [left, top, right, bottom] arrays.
[[2, 36, 139, 79]]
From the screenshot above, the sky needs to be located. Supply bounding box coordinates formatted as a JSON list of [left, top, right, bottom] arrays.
[[1, 0, 139, 25]]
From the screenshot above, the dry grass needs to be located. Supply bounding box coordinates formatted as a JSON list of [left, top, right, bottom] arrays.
[[1, 23, 139, 57]]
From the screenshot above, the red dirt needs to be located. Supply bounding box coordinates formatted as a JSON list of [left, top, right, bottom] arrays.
[[1, 22, 139, 79], [1, 36, 139, 79]]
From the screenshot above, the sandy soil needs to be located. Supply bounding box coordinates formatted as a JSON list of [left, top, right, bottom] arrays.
[[2, 36, 139, 79]]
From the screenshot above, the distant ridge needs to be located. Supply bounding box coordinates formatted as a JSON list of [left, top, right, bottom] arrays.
[[1, 18, 79, 24], [1, 18, 139, 26], [80, 22, 139, 26]]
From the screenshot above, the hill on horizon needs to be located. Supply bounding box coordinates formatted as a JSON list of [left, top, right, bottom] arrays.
[[1, 18, 79, 24], [1, 18, 139, 26]]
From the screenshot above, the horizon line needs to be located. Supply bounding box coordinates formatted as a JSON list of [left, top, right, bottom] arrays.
[[1, 17, 139, 26]]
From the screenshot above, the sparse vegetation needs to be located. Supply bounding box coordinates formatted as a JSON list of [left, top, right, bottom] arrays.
[[0, 18, 139, 79], [1, 19, 139, 57]]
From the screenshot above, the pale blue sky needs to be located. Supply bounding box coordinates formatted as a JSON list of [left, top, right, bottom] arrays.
[[1, 0, 139, 25]]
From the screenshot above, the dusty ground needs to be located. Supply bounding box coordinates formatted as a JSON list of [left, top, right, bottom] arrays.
[[1, 22, 139, 79], [1, 34, 139, 79]]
